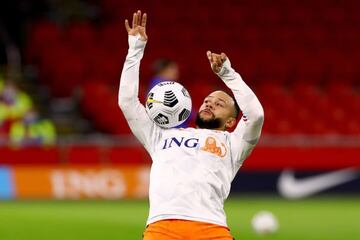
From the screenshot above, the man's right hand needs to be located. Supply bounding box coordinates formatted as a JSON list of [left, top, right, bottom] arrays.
[[125, 10, 148, 42]]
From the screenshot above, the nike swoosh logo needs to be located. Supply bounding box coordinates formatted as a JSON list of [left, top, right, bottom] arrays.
[[277, 168, 359, 199]]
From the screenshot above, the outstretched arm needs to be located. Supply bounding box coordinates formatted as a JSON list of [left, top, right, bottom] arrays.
[[118, 11, 161, 153], [207, 51, 264, 166]]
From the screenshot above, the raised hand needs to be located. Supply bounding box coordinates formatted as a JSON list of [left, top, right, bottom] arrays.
[[206, 51, 228, 74], [125, 10, 148, 41]]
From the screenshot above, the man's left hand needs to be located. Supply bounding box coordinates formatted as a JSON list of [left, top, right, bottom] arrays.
[[207, 51, 228, 74]]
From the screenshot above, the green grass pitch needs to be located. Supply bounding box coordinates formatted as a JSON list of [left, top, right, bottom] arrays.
[[0, 196, 359, 240]]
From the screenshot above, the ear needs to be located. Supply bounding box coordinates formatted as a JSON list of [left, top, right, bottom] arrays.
[[225, 117, 236, 129]]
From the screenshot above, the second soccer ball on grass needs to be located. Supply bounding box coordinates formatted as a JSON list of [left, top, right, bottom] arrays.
[[251, 211, 279, 235]]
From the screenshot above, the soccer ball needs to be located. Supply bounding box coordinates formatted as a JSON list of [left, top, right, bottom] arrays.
[[251, 211, 279, 235], [145, 81, 192, 128]]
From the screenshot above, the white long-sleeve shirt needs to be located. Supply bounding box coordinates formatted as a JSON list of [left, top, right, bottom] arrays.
[[119, 35, 264, 227]]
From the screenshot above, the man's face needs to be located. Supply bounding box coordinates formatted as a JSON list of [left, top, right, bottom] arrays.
[[196, 91, 236, 130]]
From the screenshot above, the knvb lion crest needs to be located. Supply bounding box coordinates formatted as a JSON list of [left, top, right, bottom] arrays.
[[200, 136, 227, 158]]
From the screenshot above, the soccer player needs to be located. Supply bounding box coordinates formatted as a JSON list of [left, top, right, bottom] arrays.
[[119, 10, 264, 240]]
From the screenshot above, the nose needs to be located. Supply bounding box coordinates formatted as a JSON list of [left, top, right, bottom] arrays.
[[205, 101, 213, 109]]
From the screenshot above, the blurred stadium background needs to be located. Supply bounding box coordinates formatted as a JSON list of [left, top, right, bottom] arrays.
[[0, 0, 359, 239]]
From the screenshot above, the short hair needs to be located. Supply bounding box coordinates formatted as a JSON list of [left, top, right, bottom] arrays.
[[221, 91, 240, 119], [152, 58, 176, 75], [230, 95, 241, 119], [211, 90, 241, 119]]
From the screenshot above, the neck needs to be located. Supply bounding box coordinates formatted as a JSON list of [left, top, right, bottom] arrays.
[[195, 125, 226, 131]]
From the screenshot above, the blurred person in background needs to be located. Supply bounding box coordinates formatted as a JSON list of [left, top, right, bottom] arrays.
[[148, 58, 179, 90], [1, 81, 32, 121], [9, 107, 56, 147], [0, 102, 9, 145], [0, 80, 56, 147], [0, 76, 9, 145], [0, 81, 32, 146]]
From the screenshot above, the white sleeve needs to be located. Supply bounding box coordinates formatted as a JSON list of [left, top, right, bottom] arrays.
[[118, 35, 162, 154], [217, 59, 264, 168]]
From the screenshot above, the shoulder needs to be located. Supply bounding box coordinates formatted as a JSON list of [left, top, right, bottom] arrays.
[[212, 129, 231, 137]]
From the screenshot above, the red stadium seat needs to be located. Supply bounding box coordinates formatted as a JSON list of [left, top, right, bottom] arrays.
[[26, 21, 63, 64], [84, 48, 121, 85], [65, 22, 96, 52], [99, 22, 127, 54]]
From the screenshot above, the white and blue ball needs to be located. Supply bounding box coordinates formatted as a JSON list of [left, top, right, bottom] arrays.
[[145, 81, 192, 128]]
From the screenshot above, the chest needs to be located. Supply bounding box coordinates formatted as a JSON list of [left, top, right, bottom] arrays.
[[154, 129, 231, 162]]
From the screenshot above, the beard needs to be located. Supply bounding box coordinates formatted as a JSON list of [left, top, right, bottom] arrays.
[[195, 111, 222, 129]]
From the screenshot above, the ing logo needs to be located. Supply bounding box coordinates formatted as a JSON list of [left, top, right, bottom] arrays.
[[200, 136, 227, 158]]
